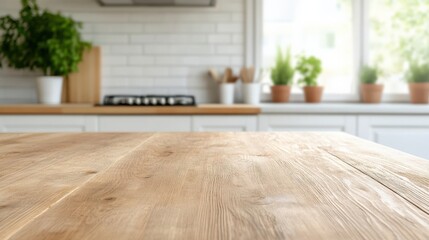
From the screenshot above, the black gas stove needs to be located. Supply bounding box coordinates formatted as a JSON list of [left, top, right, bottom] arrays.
[[103, 95, 196, 106]]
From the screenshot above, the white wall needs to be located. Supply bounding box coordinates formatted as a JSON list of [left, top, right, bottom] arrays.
[[0, 0, 245, 103]]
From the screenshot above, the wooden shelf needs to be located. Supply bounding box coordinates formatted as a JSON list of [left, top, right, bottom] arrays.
[[0, 104, 261, 115]]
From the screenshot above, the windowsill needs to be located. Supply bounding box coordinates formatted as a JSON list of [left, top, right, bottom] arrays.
[[260, 103, 429, 114]]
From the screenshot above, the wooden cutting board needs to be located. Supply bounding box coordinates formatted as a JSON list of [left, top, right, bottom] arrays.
[[63, 47, 101, 104]]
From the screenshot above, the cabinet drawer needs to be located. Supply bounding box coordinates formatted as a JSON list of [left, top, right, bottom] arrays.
[[259, 115, 357, 134], [98, 116, 192, 132], [192, 116, 257, 132], [0, 116, 97, 132]]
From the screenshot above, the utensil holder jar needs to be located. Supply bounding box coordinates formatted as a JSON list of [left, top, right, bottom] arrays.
[[242, 83, 261, 105], [219, 83, 235, 105]]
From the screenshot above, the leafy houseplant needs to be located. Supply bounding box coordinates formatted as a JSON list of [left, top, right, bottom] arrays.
[[407, 63, 429, 104], [270, 48, 295, 103], [0, 0, 91, 104], [296, 55, 323, 103], [359, 65, 384, 104]]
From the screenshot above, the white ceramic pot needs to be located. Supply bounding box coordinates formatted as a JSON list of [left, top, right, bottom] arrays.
[[36, 76, 64, 104], [242, 83, 261, 105], [219, 83, 235, 105]]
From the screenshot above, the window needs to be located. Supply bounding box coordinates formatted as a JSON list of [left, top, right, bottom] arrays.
[[369, 0, 429, 94], [262, 0, 355, 95], [258, 0, 429, 100]]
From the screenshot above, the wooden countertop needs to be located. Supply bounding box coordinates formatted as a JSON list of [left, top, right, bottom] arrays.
[[0, 104, 261, 115], [1, 133, 429, 239]]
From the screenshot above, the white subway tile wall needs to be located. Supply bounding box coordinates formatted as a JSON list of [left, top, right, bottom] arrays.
[[0, 0, 245, 103]]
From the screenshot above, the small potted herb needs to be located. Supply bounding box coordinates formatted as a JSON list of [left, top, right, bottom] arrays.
[[0, 0, 91, 104], [271, 48, 295, 103], [296, 55, 323, 103], [360, 65, 383, 104], [407, 63, 429, 104]]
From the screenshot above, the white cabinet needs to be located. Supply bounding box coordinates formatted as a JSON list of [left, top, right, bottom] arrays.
[[358, 115, 429, 159], [259, 115, 357, 134], [98, 116, 192, 132], [192, 116, 257, 132], [0, 116, 97, 132]]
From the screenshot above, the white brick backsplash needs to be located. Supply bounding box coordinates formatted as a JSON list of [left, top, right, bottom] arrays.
[[72, 13, 129, 23], [144, 23, 216, 33], [0, 0, 245, 103], [154, 77, 187, 87], [111, 67, 143, 77], [103, 56, 128, 66], [110, 45, 143, 55], [217, 23, 243, 33], [156, 56, 230, 66], [140, 67, 170, 77], [90, 34, 129, 44], [131, 34, 207, 44], [145, 45, 215, 55], [92, 23, 143, 33], [208, 34, 231, 44], [128, 56, 155, 66], [216, 45, 243, 55]]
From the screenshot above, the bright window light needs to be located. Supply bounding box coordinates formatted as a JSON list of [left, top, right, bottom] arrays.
[[262, 0, 355, 94]]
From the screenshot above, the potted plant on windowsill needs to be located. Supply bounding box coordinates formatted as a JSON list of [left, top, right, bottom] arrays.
[[271, 48, 295, 103], [360, 65, 383, 104], [296, 55, 323, 103], [0, 0, 91, 104], [407, 63, 429, 104]]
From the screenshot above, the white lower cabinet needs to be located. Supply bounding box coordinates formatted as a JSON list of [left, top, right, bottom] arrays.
[[358, 115, 429, 159], [98, 116, 192, 132], [192, 116, 258, 132], [0, 116, 97, 132], [258, 115, 357, 134]]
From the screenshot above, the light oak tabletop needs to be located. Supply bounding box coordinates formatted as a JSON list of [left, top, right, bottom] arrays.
[[0, 133, 428, 240]]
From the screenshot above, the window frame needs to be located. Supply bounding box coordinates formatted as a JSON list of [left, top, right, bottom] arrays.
[[247, 0, 409, 103]]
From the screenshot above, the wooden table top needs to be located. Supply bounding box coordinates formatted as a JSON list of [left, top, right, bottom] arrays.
[[1, 133, 428, 240]]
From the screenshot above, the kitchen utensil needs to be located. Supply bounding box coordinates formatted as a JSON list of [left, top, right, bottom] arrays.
[[247, 66, 255, 83], [228, 76, 239, 83], [208, 69, 220, 83], [223, 68, 233, 83], [240, 67, 249, 83]]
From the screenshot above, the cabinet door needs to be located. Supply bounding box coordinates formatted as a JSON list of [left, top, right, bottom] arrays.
[[0, 116, 97, 132], [192, 116, 257, 132], [358, 115, 429, 159], [98, 116, 192, 132], [259, 115, 357, 134]]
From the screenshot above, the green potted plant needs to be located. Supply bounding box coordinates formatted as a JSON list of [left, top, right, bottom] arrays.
[[0, 0, 91, 104], [360, 65, 383, 103], [296, 55, 323, 103], [407, 63, 429, 104], [271, 48, 295, 103]]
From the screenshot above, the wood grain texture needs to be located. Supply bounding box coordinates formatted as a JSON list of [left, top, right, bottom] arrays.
[[0, 104, 261, 115], [2, 133, 428, 240], [318, 132, 429, 214], [65, 47, 101, 104], [0, 133, 154, 239]]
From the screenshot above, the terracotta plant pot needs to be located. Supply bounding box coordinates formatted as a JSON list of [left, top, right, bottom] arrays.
[[409, 83, 429, 104], [271, 85, 291, 103], [361, 84, 384, 104], [303, 86, 324, 103]]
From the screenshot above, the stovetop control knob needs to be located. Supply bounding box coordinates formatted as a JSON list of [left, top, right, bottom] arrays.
[[150, 98, 157, 105], [167, 97, 175, 106], [159, 98, 167, 105], [143, 97, 150, 105], [134, 98, 142, 105]]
